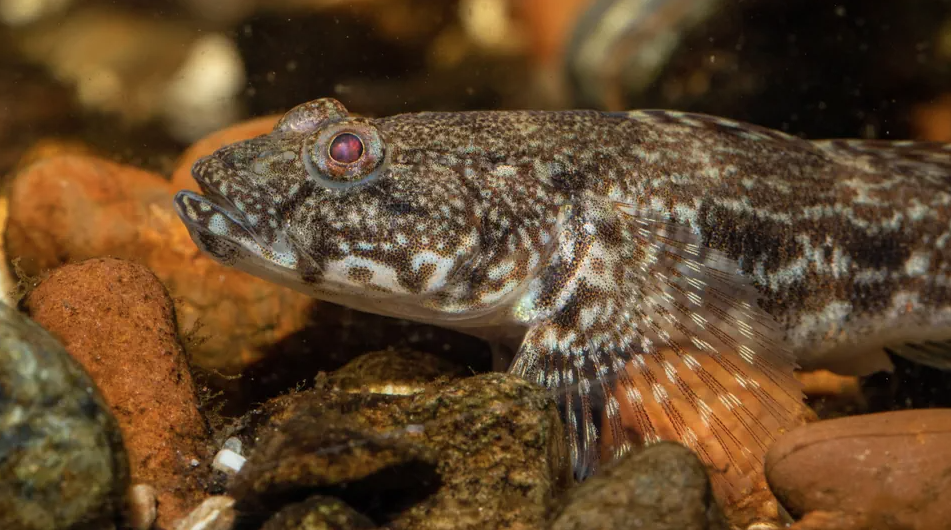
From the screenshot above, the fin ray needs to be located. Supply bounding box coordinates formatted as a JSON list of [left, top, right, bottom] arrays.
[[511, 203, 805, 506]]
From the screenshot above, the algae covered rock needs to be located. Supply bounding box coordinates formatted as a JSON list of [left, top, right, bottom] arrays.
[[0, 301, 129, 530]]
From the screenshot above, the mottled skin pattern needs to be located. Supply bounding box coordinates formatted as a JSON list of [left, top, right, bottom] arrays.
[[174, 98, 951, 507]]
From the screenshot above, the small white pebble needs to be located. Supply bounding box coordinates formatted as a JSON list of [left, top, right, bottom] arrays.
[[189, 458, 200, 467], [212, 448, 246, 475], [127, 483, 157, 530], [173, 496, 236, 530]]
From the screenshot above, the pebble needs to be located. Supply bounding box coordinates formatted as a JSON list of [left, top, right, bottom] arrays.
[[24, 257, 211, 526], [173, 496, 236, 530], [0, 300, 129, 530], [550, 442, 727, 530], [127, 484, 158, 530], [765, 409, 951, 529]]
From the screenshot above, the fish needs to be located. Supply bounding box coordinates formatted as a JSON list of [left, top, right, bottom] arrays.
[[172, 97, 951, 508]]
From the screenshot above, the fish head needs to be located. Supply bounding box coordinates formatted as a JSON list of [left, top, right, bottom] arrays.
[[172, 98, 490, 309]]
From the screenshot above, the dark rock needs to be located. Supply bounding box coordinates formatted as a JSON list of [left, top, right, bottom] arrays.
[[326, 348, 469, 393], [0, 301, 129, 530], [230, 404, 439, 521], [550, 442, 727, 530], [24, 257, 212, 526], [231, 370, 570, 529]]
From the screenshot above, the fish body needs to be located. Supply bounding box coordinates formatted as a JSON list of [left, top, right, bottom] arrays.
[[173, 98, 951, 503]]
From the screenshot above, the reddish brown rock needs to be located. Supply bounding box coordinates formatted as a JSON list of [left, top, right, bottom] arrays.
[[765, 409, 951, 530], [0, 300, 130, 530], [5, 154, 314, 373], [24, 257, 211, 527], [912, 93, 951, 142]]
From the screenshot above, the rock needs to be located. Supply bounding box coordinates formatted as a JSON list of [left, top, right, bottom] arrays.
[[11, 6, 243, 142], [231, 370, 571, 530], [796, 369, 866, 420], [912, 93, 951, 142], [0, 300, 129, 530], [765, 409, 951, 530], [173, 496, 236, 530], [260, 495, 376, 530], [327, 347, 469, 394], [514, 0, 591, 68], [23, 257, 210, 526], [230, 405, 438, 516], [550, 442, 727, 530], [127, 484, 158, 530]]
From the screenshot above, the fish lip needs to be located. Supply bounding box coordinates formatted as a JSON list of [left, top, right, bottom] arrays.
[[172, 155, 256, 237]]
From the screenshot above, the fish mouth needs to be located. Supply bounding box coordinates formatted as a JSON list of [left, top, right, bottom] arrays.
[[172, 155, 266, 260]]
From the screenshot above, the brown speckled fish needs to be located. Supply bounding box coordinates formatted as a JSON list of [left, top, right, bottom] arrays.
[[173, 98, 951, 504]]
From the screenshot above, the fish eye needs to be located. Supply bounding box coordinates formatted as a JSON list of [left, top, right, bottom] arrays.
[[304, 119, 385, 188], [328, 133, 364, 164]]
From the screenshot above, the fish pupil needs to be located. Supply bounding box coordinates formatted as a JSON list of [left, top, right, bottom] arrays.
[[328, 133, 364, 164]]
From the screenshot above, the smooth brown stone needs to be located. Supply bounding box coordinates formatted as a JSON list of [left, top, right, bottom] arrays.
[[765, 409, 951, 530]]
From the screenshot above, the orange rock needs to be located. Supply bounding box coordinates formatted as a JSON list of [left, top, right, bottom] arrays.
[[24, 257, 209, 527], [171, 114, 281, 192], [514, 0, 593, 66], [6, 154, 313, 373], [765, 409, 951, 530], [13, 138, 99, 173], [796, 369, 861, 398], [912, 94, 951, 142]]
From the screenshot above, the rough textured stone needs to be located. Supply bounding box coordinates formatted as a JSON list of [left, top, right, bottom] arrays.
[[231, 370, 571, 530], [550, 442, 727, 530], [24, 258, 211, 527], [327, 347, 468, 393], [0, 301, 129, 530]]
